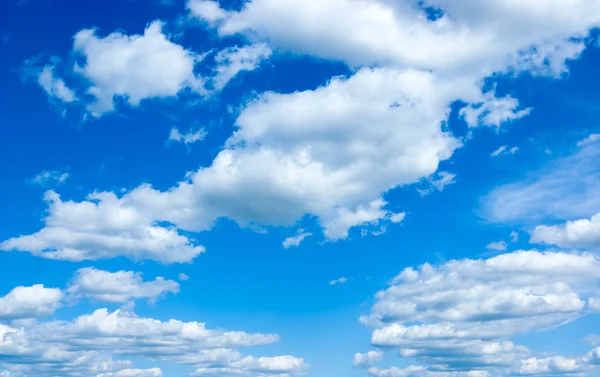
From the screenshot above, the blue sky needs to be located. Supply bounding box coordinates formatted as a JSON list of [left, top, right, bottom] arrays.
[[1, 0, 600, 376]]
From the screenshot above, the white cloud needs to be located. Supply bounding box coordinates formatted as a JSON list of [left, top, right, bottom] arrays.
[[97, 369, 163, 377], [360, 250, 600, 376], [31, 169, 69, 187], [510, 231, 520, 243], [491, 145, 519, 157], [486, 240, 507, 251], [460, 92, 531, 128], [168, 127, 207, 145], [531, 212, 600, 249], [419, 172, 457, 196], [211, 43, 272, 91], [37, 64, 78, 104], [0, 307, 305, 377], [190, 353, 307, 376], [0, 285, 62, 320], [0, 302, 308, 377], [484, 141, 600, 224], [585, 335, 600, 346], [354, 350, 383, 367], [577, 133, 600, 147], [368, 366, 489, 377], [73, 21, 203, 116], [67, 268, 180, 303], [13, 0, 600, 256], [282, 229, 312, 249], [190, 0, 599, 75], [178, 273, 190, 281], [329, 277, 348, 285], [0, 190, 204, 263]]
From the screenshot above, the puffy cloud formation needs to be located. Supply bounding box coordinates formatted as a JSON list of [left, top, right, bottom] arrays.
[[189, 0, 595, 74], [73, 21, 203, 116], [97, 369, 163, 377], [0, 285, 62, 320], [27, 22, 271, 117], [67, 267, 180, 303], [0, 190, 204, 263], [354, 350, 383, 367], [0, 308, 305, 377], [531, 212, 600, 249], [10, 0, 600, 259], [359, 250, 600, 376]]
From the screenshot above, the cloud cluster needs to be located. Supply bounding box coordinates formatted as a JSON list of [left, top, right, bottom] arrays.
[[10, 0, 600, 262], [0, 287, 305, 377], [0, 307, 306, 377], [358, 250, 600, 376], [0, 190, 204, 263], [27, 22, 271, 117], [0, 285, 62, 321], [67, 267, 180, 303]]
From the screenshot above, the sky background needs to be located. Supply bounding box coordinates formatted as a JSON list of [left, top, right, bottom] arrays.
[[1, 1, 600, 377]]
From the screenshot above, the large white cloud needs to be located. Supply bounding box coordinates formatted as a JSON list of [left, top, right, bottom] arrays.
[[359, 250, 600, 376], [0, 190, 204, 263], [531, 212, 600, 249], [189, 0, 596, 74], [0, 307, 306, 377], [67, 268, 180, 303], [0, 285, 62, 320]]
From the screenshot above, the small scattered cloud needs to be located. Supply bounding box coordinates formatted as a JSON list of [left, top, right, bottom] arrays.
[[329, 277, 348, 286], [585, 334, 600, 346], [31, 170, 69, 187], [282, 229, 312, 249], [353, 350, 383, 367], [178, 273, 190, 281], [418, 172, 456, 196], [486, 240, 508, 251], [67, 268, 180, 304], [491, 145, 519, 157], [510, 230, 519, 243], [168, 127, 207, 145]]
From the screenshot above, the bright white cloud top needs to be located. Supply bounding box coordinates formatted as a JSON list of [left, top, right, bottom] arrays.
[[359, 250, 600, 376]]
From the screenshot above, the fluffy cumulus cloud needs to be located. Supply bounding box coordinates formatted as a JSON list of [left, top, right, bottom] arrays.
[[67, 268, 180, 303], [354, 350, 383, 367], [359, 250, 600, 376], [531, 212, 600, 249], [0, 285, 62, 320], [97, 369, 163, 377], [26, 22, 271, 117], [189, 0, 596, 75], [73, 21, 203, 116], [0, 190, 204, 263], [10, 0, 600, 260], [0, 306, 306, 377]]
